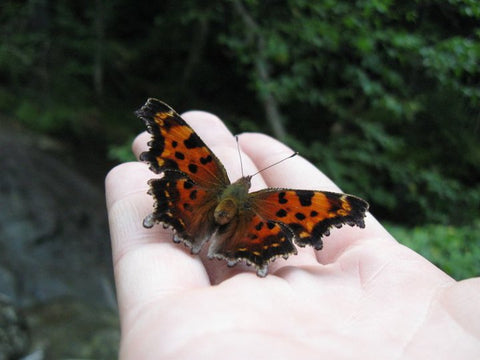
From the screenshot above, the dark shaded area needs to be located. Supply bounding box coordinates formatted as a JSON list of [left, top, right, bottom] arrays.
[[0, 124, 118, 357]]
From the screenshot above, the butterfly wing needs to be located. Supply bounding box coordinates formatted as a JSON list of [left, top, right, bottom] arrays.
[[249, 189, 369, 250], [208, 212, 298, 277], [137, 98, 230, 250], [136, 98, 229, 188], [143, 172, 219, 253]]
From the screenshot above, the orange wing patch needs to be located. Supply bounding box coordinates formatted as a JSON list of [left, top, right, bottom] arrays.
[[143, 171, 219, 254], [208, 213, 297, 277], [137, 99, 229, 188], [250, 189, 368, 250]]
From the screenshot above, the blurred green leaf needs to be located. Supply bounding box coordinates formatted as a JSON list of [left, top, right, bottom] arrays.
[[388, 222, 480, 280]]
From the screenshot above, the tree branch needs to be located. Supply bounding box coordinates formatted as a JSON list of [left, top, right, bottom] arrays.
[[232, 0, 287, 140]]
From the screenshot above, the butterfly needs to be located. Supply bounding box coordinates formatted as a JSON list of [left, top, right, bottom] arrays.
[[137, 98, 369, 277]]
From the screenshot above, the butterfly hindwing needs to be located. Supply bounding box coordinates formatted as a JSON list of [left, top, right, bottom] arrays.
[[136, 98, 229, 188], [208, 212, 297, 277], [250, 189, 369, 250], [144, 171, 219, 254]]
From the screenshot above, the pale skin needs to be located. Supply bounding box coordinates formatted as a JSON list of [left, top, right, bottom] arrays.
[[106, 110, 480, 359]]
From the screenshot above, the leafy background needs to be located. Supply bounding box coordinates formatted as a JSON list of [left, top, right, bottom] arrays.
[[1, 0, 479, 356], [2, 0, 479, 275]]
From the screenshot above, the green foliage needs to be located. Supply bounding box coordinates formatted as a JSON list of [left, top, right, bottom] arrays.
[[107, 137, 136, 163], [1, 0, 479, 226], [387, 222, 480, 280], [221, 0, 480, 225]]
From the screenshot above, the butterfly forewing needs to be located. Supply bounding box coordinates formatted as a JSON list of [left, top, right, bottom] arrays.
[[136, 98, 229, 188]]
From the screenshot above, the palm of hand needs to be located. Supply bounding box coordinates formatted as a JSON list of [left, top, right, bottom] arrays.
[[106, 111, 480, 359]]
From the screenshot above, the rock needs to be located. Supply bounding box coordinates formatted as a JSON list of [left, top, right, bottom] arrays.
[[0, 267, 15, 300], [0, 125, 115, 308], [0, 124, 119, 357], [19, 349, 44, 360], [25, 298, 119, 359], [0, 294, 29, 360]]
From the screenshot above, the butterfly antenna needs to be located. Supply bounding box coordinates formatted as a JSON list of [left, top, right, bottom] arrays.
[[251, 152, 298, 178], [235, 135, 245, 177]]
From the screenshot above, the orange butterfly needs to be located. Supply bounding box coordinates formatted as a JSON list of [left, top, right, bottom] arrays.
[[137, 99, 368, 277]]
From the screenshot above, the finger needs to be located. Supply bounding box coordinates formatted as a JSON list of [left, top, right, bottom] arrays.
[[105, 162, 210, 322], [132, 131, 150, 160], [238, 132, 395, 266], [238, 133, 341, 191]]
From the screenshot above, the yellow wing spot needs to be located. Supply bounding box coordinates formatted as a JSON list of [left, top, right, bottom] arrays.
[[252, 251, 261, 256], [238, 247, 248, 252], [271, 243, 280, 248], [153, 116, 165, 126], [155, 110, 173, 121], [164, 191, 170, 198], [263, 245, 269, 250], [300, 231, 309, 238], [340, 195, 352, 211], [337, 209, 348, 216], [178, 218, 186, 227], [156, 157, 165, 166]]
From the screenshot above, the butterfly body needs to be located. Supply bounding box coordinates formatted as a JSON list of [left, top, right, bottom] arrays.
[[137, 98, 369, 277], [213, 176, 251, 225]]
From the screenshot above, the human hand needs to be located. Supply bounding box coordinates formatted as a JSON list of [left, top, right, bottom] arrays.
[[106, 109, 480, 359]]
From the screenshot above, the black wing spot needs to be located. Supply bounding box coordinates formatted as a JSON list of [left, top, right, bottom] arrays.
[[295, 212, 306, 220], [255, 222, 264, 231], [175, 151, 185, 160], [189, 190, 197, 200], [184, 133, 203, 149], [266, 221, 275, 230], [200, 155, 213, 165], [188, 164, 198, 173], [183, 181, 193, 189], [298, 191, 314, 206], [310, 210, 318, 217], [172, 140, 178, 148], [278, 192, 288, 204], [276, 209, 287, 218]]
